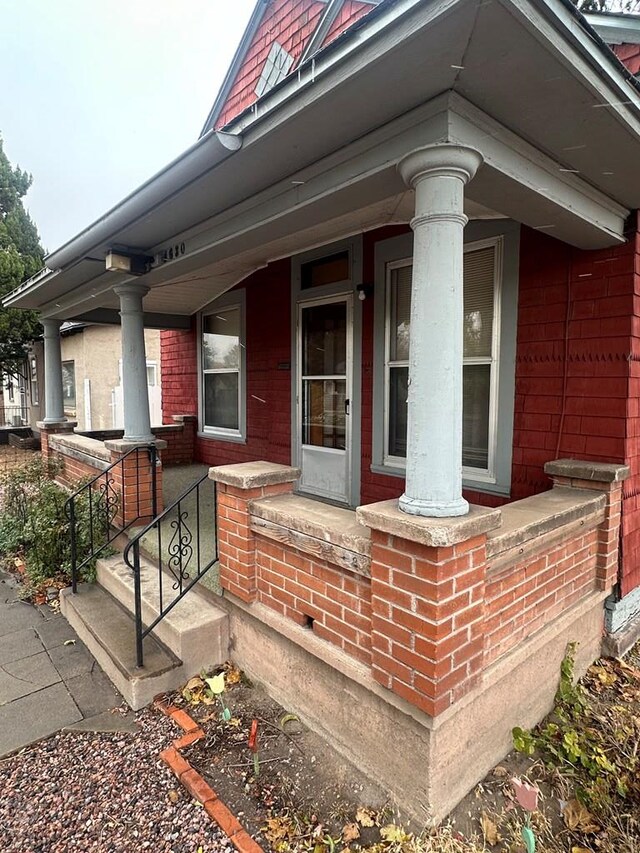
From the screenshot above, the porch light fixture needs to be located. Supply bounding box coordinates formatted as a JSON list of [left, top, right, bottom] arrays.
[[357, 283, 374, 301], [105, 250, 153, 277]]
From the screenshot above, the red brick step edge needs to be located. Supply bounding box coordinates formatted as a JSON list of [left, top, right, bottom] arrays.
[[155, 695, 264, 853]]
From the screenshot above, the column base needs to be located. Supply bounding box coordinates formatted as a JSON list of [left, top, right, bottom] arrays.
[[399, 492, 469, 518]]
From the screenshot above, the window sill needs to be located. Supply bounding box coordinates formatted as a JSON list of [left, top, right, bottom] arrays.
[[198, 430, 246, 445], [368, 463, 511, 498]]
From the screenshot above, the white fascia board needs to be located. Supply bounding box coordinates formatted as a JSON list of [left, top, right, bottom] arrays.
[[37, 95, 628, 320], [584, 12, 640, 46]]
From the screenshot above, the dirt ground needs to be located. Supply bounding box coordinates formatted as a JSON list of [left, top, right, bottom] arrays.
[[0, 444, 35, 472], [168, 642, 640, 853], [174, 667, 392, 851]]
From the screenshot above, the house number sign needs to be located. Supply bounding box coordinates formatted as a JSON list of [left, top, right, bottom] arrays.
[[155, 241, 186, 265]]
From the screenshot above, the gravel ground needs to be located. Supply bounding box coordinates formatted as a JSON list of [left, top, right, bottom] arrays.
[[0, 707, 233, 853]]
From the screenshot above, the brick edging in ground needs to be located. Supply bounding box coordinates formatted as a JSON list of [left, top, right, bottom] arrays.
[[155, 696, 264, 853]]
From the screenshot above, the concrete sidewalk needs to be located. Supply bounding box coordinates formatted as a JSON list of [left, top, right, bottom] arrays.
[[0, 569, 136, 757]]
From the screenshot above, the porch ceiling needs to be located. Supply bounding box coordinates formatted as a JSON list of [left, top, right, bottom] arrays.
[[7, 0, 640, 320]]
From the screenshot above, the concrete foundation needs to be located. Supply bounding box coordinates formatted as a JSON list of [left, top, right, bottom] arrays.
[[219, 589, 605, 824]]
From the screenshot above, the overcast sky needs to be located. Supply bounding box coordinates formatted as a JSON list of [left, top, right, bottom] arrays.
[[1, 0, 255, 255]]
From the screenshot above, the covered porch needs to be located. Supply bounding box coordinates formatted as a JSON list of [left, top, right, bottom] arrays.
[[5, 0, 640, 820]]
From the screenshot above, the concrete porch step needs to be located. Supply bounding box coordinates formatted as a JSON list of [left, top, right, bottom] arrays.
[[96, 554, 229, 682], [60, 584, 182, 711]]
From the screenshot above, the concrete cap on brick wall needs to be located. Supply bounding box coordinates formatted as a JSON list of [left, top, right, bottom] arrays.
[[544, 458, 630, 483], [36, 420, 77, 432], [104, 438, 168, 453], [357, 499, 502, 547], [172, 414, 198, 423], [208, 461, 301, 489]]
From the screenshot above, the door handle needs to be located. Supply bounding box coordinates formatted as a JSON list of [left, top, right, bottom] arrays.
[[344, 398, 350, 416]]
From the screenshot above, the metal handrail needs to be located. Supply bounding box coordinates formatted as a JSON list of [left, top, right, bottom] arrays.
[[123, 472, 218, 668], [64, 444, 158, 593]]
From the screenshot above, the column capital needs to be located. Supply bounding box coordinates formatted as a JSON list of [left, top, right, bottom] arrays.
[[398, 144, 483, 189], [41, 318, 62, 337], [113, 282, 150, 300]]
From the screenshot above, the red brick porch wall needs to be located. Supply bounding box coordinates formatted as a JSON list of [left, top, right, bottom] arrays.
[[255, 539, 372, 665]]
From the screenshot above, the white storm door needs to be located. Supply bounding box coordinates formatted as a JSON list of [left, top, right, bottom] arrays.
[[297, 295, 352, 503]]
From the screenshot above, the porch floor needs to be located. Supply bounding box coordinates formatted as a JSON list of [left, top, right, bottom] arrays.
[[131, 463, 221, 597]]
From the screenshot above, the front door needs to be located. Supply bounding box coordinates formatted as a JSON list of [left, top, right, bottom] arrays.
[[297, 295, 352, 504]]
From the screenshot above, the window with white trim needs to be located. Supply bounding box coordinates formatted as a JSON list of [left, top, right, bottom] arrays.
[[201, 307, 243, 435], [384, 238, 502, 481]]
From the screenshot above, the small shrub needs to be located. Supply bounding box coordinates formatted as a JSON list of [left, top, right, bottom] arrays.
[[0, 455, 111, 587]]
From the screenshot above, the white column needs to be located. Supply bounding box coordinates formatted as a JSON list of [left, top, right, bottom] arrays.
[[42, 319, 66, 424], [114, 283, 154, 443], [397, 144, 483, 518]]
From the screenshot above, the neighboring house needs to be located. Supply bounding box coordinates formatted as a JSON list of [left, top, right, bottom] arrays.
[[8, 0, 640, 820], [27, 324, 162, 432]]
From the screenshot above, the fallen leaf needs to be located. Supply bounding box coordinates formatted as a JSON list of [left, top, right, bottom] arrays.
[[380, 825, 410, 843], [63, 639, 75, 646], [563, 800, 600, 834], [224, 663, 242, 684], [480, 812, 501, 846], [342, 823, 360, 843], [168, 789, 180, 803], [571, 848, 593, 853], [492, 765, 508, 778], [355, 806, 376, 827], [185, 676, 204, 691]]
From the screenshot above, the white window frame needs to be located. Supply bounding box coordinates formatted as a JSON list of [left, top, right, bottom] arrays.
[[383, 236, 503, 484], [198, 292, 246, 443]]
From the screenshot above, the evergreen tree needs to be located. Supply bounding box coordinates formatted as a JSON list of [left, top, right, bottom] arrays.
[[0, 136, 42, 375]]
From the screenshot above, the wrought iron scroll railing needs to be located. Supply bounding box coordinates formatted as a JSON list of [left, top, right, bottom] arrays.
[[64, 445, 158, 593], [123, 472, 218, 668]]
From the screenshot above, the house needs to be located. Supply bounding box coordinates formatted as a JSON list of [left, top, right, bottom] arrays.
[[27, 322, 162, 433], [6, 0, 640, 821], [0, 323, 162, 443]]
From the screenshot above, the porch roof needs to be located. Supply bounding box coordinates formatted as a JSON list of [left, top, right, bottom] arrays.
[[6, 0, 640, 321]]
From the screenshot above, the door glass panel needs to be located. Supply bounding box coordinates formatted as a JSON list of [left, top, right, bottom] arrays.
[[302, 379, 346, 449], [302, 303, 347, 376]]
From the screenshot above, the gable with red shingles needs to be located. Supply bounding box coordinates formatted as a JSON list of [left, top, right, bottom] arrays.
[[216, 0, 327, 128], [321, 0, 374, 49], [612, 42, 640, 75]]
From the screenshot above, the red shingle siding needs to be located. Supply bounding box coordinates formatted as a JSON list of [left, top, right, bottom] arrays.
[[321, 1, 374, 48], [511, 227, 632, 500], [161, 325, 198, 421], [622, 216, 640, 594], [612, 42, 640, 75], [216, 0, 326, 128]]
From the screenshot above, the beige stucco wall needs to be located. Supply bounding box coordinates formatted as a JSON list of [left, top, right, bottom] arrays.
[[59, 326, 161, 431]]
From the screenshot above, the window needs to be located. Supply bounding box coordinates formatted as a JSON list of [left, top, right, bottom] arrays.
[[62, 361, 76, 410], [384, 239, 501, 481], [255, 42, 294, 97], [146, 362, 158, 387], [201, 306, 243, 436], [30, 357, 38, 404], [301, 252, 350, 289]]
